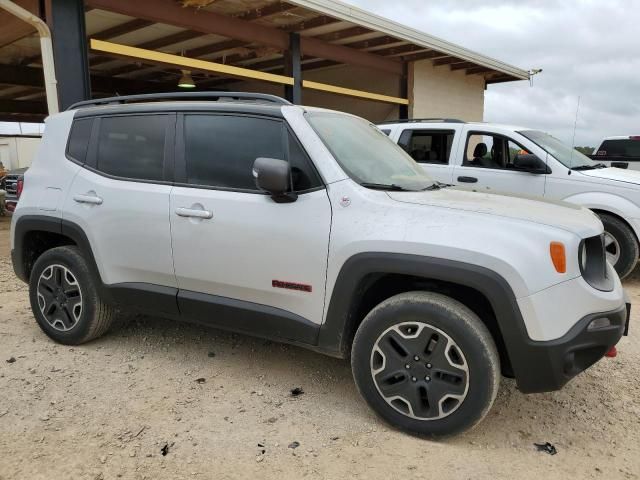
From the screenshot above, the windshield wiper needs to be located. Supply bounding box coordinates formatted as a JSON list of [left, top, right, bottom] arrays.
[[360, 182, 410, 191], [572, 163, 607, 171], [422, 181, 451, 191]]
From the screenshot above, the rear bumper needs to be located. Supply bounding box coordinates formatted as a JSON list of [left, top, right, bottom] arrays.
[[513, 303, 629, 393]]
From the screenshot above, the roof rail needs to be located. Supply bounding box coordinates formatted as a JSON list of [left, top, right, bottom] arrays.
[[378, 118, 466, 125], [66, 92, 292, 111]]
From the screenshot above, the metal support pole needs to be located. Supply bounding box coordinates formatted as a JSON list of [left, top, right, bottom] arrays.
[[284, 33, 302, 104], [46, 0, 91, 110]]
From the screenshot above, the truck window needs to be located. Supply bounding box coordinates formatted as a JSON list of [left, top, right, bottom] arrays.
[[597, 139, 640, 158], [464, 133, 530, 170], [397, 129, 454, 164]]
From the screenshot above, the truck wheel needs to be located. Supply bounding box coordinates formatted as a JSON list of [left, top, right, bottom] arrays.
[[351, 291, 500, 438], [598, 213, 639, 279], [29, 246, 116, 345]]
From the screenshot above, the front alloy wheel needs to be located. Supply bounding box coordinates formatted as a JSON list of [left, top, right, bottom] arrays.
[[371, 322, 469, 420], [351, 292, 500, 438]]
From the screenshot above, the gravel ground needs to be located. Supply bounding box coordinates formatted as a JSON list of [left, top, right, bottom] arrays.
[[0, 214, 639, 480]]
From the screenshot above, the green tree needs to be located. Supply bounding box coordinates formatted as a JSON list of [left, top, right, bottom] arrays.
[[575, 146, 594, 155]]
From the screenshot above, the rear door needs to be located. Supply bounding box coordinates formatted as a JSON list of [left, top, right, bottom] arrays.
[[63, 113, 177, 289], [169, 113, 331, 329], [395, 127, 456, 184], [451, 127, 546, 196]]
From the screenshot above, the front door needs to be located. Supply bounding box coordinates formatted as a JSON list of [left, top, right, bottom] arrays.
[[452, 129, 547, 197], [169, 113, 331, 331]]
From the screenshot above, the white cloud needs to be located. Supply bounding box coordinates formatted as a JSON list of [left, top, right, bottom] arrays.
[[345, 0, 640, 147]]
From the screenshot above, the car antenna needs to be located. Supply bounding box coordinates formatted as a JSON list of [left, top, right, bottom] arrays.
[[570, 95, 581, 169]]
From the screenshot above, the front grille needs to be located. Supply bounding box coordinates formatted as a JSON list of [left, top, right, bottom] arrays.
[[580, 234, 612, 291]]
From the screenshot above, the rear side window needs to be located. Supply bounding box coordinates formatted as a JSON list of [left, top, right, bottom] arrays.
[[597, 139, 640, 157], [67, 118, 93, 163], [398, 129, 454, 164], [95, 115, 166, 181]]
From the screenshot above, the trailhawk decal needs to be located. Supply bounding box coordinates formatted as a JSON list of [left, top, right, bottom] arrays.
[[272, 280, 312, 293]]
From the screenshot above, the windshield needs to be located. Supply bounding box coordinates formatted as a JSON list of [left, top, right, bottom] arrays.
[[519, 130, 594, 169], [306, 112, 435, 191]]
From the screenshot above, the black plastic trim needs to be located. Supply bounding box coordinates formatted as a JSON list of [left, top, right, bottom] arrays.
[[177, 290, 318, 345], [318, 252, 621, 393], [11, 215, 63, 282]]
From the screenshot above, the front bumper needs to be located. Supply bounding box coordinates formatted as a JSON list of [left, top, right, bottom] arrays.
[[512, 303, 629, 393]]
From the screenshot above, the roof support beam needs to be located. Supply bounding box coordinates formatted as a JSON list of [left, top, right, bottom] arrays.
[[46, 0, 91, 110], [284, 33, 302, 104], [85, 0, 403, 75]]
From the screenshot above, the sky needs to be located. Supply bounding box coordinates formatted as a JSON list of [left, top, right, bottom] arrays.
[[2, 1, 637, 147], [343, 0, 640, 147]]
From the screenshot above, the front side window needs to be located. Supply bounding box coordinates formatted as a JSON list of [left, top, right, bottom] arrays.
[[183, 115, 322, 192], [464, 133, 531, 170], [95, 115, 166, 181], [307, 112, 434, 191], [398, 129, 454, 164], [184, 115, 283, 191]]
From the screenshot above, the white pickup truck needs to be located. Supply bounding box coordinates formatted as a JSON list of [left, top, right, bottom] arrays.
[[380, 119, 640, 279]]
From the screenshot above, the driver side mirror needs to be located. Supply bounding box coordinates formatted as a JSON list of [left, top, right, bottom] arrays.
[[513, 154, 550, 174], [252, 157, 297, 203]]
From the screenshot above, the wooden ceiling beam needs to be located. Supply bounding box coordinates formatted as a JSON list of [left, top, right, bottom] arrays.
[[450, 61, 477, 71], [232, 2, 298, 21], [85, 0, 403, 75], [91, 18, 153, 41], [401, 50, 449, 62], [466, 66, 494, 75], [433, 56, 462, 66], [313, 26, 372, 42]]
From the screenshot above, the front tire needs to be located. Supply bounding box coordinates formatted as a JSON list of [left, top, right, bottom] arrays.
[[29, 246, 116, 345], [598, 213, 639, 279], [351, 292, 500, 438]]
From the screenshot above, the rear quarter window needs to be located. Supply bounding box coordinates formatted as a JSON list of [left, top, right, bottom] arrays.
[[66, 118, 94, 163]]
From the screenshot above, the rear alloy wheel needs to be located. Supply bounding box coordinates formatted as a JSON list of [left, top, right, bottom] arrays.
[[36, 264, 83, 332], [29, 246, 116, 345], [598, 213, 639, 279], [351, 291, 500, 438]]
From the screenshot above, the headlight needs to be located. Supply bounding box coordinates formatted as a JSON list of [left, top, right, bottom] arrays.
[[579, 235, 613, 291], [580, 242, 588, 271]]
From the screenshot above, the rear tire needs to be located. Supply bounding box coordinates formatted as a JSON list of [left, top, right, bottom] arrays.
[[351, 291, 500, 439], [29, 246, 116, 345], [598, 213, 638, 279]]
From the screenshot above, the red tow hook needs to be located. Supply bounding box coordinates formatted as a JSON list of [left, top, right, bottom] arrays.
[[605, 346, 618, 358]]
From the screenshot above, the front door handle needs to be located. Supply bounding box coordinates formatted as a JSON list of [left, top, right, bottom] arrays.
[[457, 176, 478, 183], [73, 194, 103, 205], [175, 207, 213, 219]]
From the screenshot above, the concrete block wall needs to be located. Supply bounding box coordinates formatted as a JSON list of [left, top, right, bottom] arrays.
[[409, 59, 485, 122]]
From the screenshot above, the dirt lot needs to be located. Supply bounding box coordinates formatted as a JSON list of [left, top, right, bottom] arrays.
[[0, 214, 639, 480]]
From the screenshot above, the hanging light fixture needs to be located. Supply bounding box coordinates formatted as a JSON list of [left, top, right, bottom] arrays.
[[178, 69, 196, 89]]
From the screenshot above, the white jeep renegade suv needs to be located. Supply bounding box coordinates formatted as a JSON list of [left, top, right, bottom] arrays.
[[10, 93, 630, 438]]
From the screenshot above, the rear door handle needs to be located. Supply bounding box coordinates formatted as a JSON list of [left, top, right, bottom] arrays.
[[175, 207, 213, 219], [73, 194, 103, 205], [457, 176, 478, 183]]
